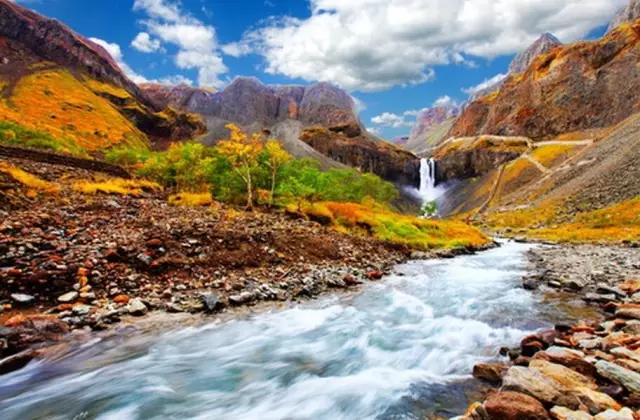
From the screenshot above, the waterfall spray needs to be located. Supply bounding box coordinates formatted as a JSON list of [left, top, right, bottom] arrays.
[[419, 158, 437, 204]]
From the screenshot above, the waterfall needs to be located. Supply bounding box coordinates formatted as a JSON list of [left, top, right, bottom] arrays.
[[419, 158, 437, 203]]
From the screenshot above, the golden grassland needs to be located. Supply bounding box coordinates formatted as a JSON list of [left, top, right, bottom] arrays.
[[291, 201, 491, 250], [0, 162, 60, 195], [529, 144, 579, 168], [434, 136, 529, 159], [84, 78, 131, 100], [168, 192, 214, 207], [0, 69, 148, 151], [73, 178, 161, 196]]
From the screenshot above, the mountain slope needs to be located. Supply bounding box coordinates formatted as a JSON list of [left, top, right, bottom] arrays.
[[449, 21, 640, 140], [509, 33, 562, 74], [608, 0, 640, 34], [0, 0, 204, 153]]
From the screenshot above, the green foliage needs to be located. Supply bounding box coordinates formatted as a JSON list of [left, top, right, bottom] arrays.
[[0, 120, 86, 156], [104, 146, 150, 166], [421, 200, 439, 219]]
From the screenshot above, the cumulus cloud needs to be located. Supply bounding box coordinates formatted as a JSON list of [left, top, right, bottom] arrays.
[[462, 73, 508, 96], [159, 75, 194, 86], [371, 108, 429, 128], [132, 0, 228, 88], [433, 95, 457, 108], [131, 32, 163, 53], [233, 0, 625, 92], [89, 37, 150, 84]]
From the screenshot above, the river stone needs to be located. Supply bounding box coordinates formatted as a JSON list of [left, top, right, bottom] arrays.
[[502, 366, 581, 409], [610, 347, 640, 364], [484, 391, 550, 420], [11, 294, 35, 305], [594, 408, 634, 420], [72, 305, 92, 316], [615, 307, 640, 320], [550, 406, 594, 420], [473, 363, 508, 383], [534, 350, 597, 378], [575, 387, 623, 414], [529, 360, 596, 390], [200, 293, 226, 313], [58, 292, 79, 303], [621, 320, 640, 335], [127, 298, 148, 316], [595, 360, 640, 393]]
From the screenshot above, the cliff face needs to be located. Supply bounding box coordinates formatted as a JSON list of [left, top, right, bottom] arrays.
[[0, 0, 205, 150], [509, 33, 562, 74], [450, 22, 640, 140], [608, 0, 640, 34]]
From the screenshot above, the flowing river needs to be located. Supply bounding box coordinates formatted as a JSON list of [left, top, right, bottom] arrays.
[[0, 242, 590, 420]]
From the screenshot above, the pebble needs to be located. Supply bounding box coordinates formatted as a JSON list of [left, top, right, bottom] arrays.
[[11, 294, 35, 304], [127, 298, 148, 316], [58, 292, 79, 303]]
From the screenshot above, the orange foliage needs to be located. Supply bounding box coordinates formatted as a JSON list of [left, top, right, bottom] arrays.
[[529, 144, 580, 168], [0, 163, 60, 195], [0, 69, 148, 150]]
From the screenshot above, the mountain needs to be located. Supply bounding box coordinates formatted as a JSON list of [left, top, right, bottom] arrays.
[[0, 0, 205, 152], [449, 21, 640, 140], [509, 33, 562, 74], [399, 106, 459, 156], [142, 78, 420, 185], [607, 0, 640, 34]]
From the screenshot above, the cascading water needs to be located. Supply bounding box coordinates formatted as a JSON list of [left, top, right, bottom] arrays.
[[0, 243, 593, 420], [419, 157, 437, 204]]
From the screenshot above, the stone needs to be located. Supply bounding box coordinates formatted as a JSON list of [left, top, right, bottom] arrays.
[[550, 406, 594, 420], [584, 294, 618, 304], [529, 360, 596, 390], [595, 360, 640, 394], [3, 315, 68, 353], [622, 321, 640, 335], [126, 298, 148, 316], [610, 347, 640, 364], [593, 408, 634, 420], [575, 387, 623, 414], [229, 291, 256, 306], [596, 284, 627, 298], [521, 335, 547, 357], [473, 363, 508, 383], [72, 305, 92, 316], [615, 307, 640, 320], [113, 295, 130, 304], [484, 391, 550, 420], [11, 293, 35, 305], [502, 366, 581, 409], [619, 280, 640, 295], [200, 293, 226, 313], [0, 349, 38, 376], [57, 292, 79, 303]]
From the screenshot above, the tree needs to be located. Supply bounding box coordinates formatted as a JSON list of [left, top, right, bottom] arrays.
[[216, 124, 264, 209], [264, 140, 292, 205]]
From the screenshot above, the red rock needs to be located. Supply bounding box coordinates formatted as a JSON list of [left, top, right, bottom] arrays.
[[113, 295, 130, 304], [473, 363, 509, 383], [367, 270, 383, 280], [146, 238, 164, 248], [521, 335, 546, 357], [3, 314, 68, 353], [484, 391, 550, 420], [77, 267, 89, 277]]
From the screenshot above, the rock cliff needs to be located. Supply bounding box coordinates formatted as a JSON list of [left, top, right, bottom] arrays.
[[509, 33, 562, 74], [607, 0, 640, 34]]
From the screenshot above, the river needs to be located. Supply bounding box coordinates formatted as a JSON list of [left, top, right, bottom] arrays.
[[0, 242, 588, 420]]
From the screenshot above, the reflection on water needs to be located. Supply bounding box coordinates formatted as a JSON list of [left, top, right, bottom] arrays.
[[0, 242, 589, 420]]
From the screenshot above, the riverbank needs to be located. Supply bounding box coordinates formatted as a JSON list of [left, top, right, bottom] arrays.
[[457, 243, 640, 420]]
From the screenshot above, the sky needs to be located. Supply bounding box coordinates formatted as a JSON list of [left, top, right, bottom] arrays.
[[13, 0, 627, 139]]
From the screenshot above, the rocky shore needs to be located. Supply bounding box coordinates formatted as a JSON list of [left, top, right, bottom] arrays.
[[458, 244, 640, 420]]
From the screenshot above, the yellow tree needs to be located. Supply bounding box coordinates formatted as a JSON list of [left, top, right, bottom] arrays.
[[217, 124, 263, 209], [264, 139, 292, 205]]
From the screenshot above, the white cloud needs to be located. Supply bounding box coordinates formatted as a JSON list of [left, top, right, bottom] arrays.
[[433, 95, 457, 108], [159, 75, 194, 86], [89, 37, 150, 84], [351, 96, 366, 113], [462, 73, 508, 96], [132, 0, 228, 88], [221, 42, 253, 58], [367, 126, 383, 135], [131, 32, 163, 53], [234, 0, 625, 92], [371, 112, 416, 128]]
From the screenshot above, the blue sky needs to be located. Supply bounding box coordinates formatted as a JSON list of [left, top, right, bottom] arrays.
[[19, 0, 624, 139]]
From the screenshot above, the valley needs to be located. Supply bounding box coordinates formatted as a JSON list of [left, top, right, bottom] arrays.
[[0, 0, 639, 419]]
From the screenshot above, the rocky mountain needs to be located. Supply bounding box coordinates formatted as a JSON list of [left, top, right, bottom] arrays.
[[402, 106, 460, 155], [607, 0, 640, 34], [0, 0, 205, 151], [142, 78, 419, 185], [449, 21, 640, 140], [509, 33, 562, 74]]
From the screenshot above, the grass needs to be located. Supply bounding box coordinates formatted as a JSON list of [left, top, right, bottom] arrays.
[[0, 163, 60, 195], [292, 201, 491, 250], [529, 197, 640, 243], [168, 192, 214, 207], [0, 120, 87, 156], [434, 136, 529, 159], [0, 69, 148, 151], [73, 178, 160, 196], [529, 144, 579, 168]]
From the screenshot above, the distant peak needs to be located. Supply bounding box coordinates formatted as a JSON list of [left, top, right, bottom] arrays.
[[509, 32, 563, 74]]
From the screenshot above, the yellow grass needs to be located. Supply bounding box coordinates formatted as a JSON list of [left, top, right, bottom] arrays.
[[292, 201, 491, 250], [85, 78, 131, 100], [0, 163, 60, 194], [530, 144, 579, 168], [168, 192, 214, 207], [73, 178, 160, 196], [0, 69, 148, 151]]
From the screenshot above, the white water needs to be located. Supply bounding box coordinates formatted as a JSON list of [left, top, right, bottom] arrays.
[[0, 243, 580, 419], [419, 158, 445, 204]]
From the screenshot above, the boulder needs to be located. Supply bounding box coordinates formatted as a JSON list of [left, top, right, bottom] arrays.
[[534, 348, 597, 377], [484, 391, 551, 420], [593, 408, 635, 420], [502, 366, 581, 409], [10, 294, 35, 305], [473, 363, 509, 383], [550, 406, 594, 420], [126, 298, 148, 316], [615, 307, 640, 320], [610, 347, 640, 364], [595, 360, 640, 394], [2, 314, 68, 354], [529, 360, 596, 390], [200, 293, 227, 313], [57, 292, 78, 303]]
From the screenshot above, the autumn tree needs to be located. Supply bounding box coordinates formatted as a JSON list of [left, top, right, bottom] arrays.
[[216, 124, 264, 209], [264, 140, 292, 205]]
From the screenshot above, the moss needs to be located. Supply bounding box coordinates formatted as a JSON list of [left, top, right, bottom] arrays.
[[73, 178, 160, 196]]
